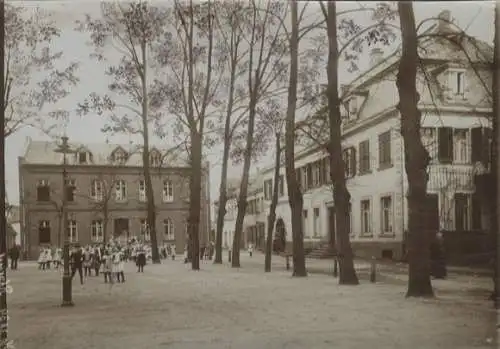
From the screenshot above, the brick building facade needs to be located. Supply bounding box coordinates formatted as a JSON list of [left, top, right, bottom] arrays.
[[19, 138, 211, 260]]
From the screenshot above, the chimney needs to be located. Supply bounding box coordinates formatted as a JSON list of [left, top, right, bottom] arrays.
[[437, 10, 452, 33], [369, 48, 384, 67]]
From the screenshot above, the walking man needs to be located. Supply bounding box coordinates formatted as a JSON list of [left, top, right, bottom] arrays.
[[9, 245, 19, 270]]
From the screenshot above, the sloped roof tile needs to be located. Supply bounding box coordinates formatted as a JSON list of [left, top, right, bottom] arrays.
[[22, 139, 190, 168]]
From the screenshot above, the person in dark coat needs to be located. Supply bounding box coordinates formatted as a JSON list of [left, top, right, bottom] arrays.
[[71, 246, 84, 285], [136, 245, 146, 273], [9, 245, 19, 270], [430, 232, 447, 279]]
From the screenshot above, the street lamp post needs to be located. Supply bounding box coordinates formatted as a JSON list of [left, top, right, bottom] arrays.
[[55, 136, 74, 307]]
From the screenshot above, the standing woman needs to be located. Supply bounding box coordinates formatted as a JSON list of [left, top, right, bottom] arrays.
[[102, 249, 113, 284]]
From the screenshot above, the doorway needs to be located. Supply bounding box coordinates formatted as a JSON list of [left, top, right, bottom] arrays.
[[113, 218, 130, 239], [274, 218, 286, 253]]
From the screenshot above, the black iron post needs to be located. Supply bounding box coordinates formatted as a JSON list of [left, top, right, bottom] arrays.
[[55, 136, 74, 307]]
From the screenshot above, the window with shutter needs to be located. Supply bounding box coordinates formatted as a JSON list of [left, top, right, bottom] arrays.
[[359, 140, 371, 174], [438, 127, 453, 163], [378, 131, 392, 169], [470, 127, 482, 163], [350, 147, 357, 176]]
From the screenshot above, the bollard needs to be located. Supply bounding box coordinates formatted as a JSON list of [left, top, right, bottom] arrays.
[[285, 255, 290, 270], [228, 250, 232, 263], [370, 256, 377, 283], [172, 255, 175, 261], [333, 257, 338, 277]]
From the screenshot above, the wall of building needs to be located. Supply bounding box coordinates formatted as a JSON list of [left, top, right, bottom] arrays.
[[20, 163, 209, 259]]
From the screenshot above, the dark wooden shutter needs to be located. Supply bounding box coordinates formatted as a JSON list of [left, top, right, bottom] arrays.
[[307, 164, 313, 189], [438, 127, 453, 163], [471, 193, 481, 230], [471, 127, 483, 163], [342, 149, 349, 177], [350, 147, 357, 176], [482, 127, 492, 165]]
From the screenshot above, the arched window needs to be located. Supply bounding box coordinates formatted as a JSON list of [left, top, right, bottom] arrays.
[[164, 218, 174, 241]]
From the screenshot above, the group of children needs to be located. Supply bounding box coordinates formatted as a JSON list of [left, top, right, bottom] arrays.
[[37, 247, 63, 270]]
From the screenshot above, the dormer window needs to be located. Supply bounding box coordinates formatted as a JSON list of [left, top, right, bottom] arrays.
[[348, 97, 358, 117], [150, 150, 161, 167], [342, 96, 358, 122], [78, 152, 87, 164], [111, 147, 128, 165], [447, 69, 466, 99], [454, 71, 464, 96]]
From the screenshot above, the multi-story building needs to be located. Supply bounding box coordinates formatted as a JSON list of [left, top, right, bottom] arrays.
[[215, 175, 266, 250], [19, 137, 211, 260], [235, 10, 493, 262]]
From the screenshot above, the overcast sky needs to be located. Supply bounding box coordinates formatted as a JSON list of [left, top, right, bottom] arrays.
[[6, 1, 495, 207]]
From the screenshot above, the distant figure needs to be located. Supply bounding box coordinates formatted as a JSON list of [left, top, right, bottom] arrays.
[[82, 247, 92, 277], [53, 248, 62, 269], [431, 232, 447, 279], [44, 249, 52, 270], [248, 243, 254, 258], [71, 247, 84, 285], [102, 250, 113, 284], [9, 245, 19, 270], [183, 246, 189, 264], [136, 245, 146, 273]]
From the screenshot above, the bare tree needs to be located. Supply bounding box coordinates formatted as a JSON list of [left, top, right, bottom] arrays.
[[154, 0, 222, 270], [76, 2, 171, 264], [229, 0, 289, 268], [4, 4, 79, 138], [256, 99, 285, 272], [213, 2, 252, 264], [396, 2, 433, 298]]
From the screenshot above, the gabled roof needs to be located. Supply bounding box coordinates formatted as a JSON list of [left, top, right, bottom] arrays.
[[21, 138, 190, 168]]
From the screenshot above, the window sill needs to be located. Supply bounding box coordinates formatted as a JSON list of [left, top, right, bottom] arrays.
[[115, 200, 128, 204], [162, 200, 174, 204], [378, 163, 393, 171], [359, 234, 373, 238], [358, 170, 372, 176], [379, 232, 395, 238]]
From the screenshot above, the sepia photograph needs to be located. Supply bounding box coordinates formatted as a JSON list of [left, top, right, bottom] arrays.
[[0, 0, 498, 348]]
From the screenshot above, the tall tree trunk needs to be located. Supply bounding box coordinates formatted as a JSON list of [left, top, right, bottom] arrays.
[[141, 39, 160, 264], [265, 133, 281, 272], [214, 46, 238, 264], [326, 2, 358, 285], [103, 213, 108, 244], [396, 2, 433, 298], [0, 1, 8, 344], [232, 103, 257, 268], [285, 1, 307, 277], [490, 0, 499, 308], [214, 152, 228, 264], [189, 130, 202, 270]]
